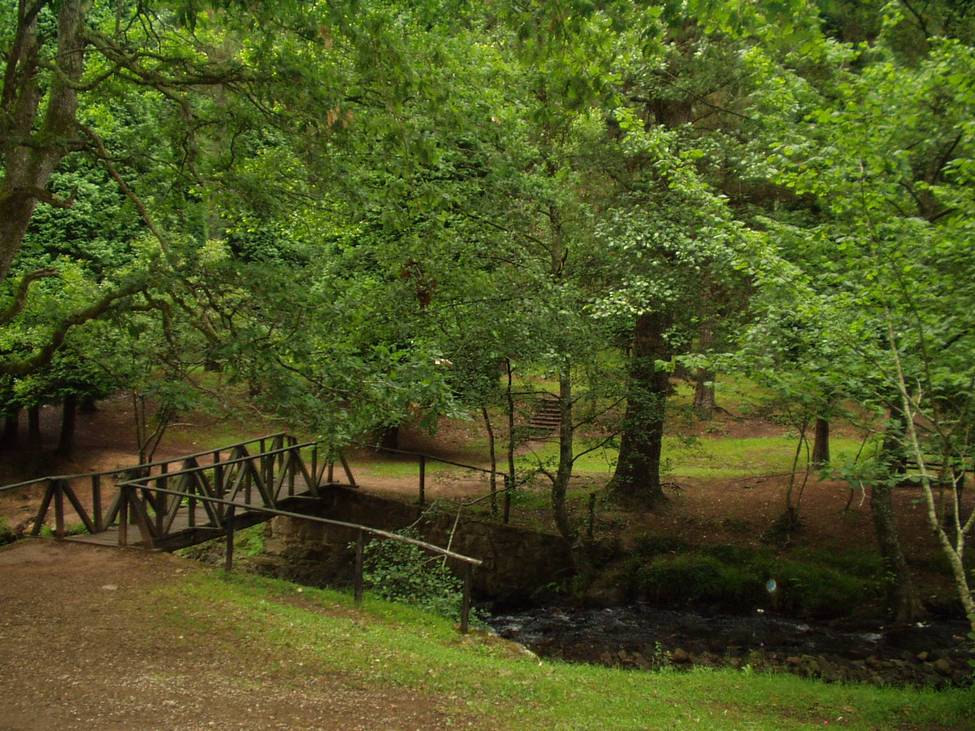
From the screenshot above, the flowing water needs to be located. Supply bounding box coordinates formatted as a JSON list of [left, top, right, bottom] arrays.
[[488, 604, 975, 686]]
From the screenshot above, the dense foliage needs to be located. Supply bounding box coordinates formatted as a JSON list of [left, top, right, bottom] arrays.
[[1, 0, 973, 631]]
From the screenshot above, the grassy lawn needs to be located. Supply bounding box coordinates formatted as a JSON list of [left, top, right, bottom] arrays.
[[517, 434, 866, 479], [162, 570, 975, 730]]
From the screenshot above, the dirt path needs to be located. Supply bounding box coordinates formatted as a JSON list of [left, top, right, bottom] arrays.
[[0, 540, 471, 730]]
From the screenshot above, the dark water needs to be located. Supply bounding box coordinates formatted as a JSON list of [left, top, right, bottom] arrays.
[[487, 604, 975, 686]]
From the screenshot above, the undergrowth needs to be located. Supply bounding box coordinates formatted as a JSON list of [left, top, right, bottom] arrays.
[[623, 538, 883, 618], [360, 527, 472, 622]]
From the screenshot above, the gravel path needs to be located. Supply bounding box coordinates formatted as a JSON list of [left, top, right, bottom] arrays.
[[0, 540, 469, 730]]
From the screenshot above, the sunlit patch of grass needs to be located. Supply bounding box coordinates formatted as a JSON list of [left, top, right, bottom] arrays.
[[518, 435, 867, 479]]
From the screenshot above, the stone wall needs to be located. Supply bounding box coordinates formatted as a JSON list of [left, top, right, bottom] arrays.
[[254, 488, 574, 606]]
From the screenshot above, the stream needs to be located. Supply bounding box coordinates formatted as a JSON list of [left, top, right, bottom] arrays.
[[487, 604, 975, 687]]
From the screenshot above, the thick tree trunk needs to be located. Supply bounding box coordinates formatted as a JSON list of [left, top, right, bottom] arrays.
[[811, 417, 830, 466], [612, 312, 670, 504], [871, 404, 923, 621], [2, 408, 20, 450], [27, 404, 41, 449], [1, 0, 87, 281], [57, 394, 77, 456], [551, 367, 575, 544]]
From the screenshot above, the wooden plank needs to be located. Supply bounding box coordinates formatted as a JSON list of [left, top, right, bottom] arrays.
[[156, 463, 168, 536], [127, 492, 155, 548], [418, 456, 426, 506], [92, 474, 103, 532], [118, 488, 129, 546], [339, 452, 357, 488], [31, 481, 55, 536], [224, 505, 236, 572], [244, 456, 275, 508], [54, 480, 65, 538], [61, 481, 96, 534]]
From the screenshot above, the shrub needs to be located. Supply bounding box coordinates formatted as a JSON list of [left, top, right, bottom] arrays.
[[636, 553, 765, 607], [361, 529, 468, 621], [629, 543, 882, 618]]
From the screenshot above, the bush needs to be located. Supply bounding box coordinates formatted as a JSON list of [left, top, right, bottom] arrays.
[[629, 542, 883, 618], [636, 553, 765, 607], [361, 529, 468, 621]]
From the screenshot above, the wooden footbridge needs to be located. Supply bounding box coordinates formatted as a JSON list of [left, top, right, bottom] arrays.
[[0, 433, 482, 630]]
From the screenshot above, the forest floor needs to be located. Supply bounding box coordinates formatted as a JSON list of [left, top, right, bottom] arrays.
[[1, 385, 968, 611], [1, 538, 972, 731]]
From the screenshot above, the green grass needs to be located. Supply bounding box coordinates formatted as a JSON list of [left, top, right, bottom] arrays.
[[158, 570, 975, 730], [518, 435, 866, 479], [355, 458, 461, 479]]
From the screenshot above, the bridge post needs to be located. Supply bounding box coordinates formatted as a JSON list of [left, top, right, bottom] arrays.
[[53, 479, 65, 539], [224, 505, 236, 572], [418, 456, 426, 506], [118, 486, 129, 546], [156, 463, 168, 536], [287, 445, 296, 497], [214, 452, 224, 501], [353, 529, 365, 607], [91, 475, 103, 532]]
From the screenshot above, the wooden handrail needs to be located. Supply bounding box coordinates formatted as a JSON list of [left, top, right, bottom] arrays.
[[0, 432, 288, 492], [354, 442, 499, 477], [118, 480, 482, 566], [116, 440, 318, 482]]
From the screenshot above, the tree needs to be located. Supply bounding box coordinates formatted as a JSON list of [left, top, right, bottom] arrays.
[[760, 19, 975, 624]]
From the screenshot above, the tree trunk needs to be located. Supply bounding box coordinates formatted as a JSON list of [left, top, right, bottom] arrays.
[[871, 404, 923, 621], [1, 408, 20, 450], [57, 394, 77, 456], [505, 360, 519, 482], [27, 405, 41, 449], [611, 312, 670, 504], [871, 482, 924, 622], [693, 319, 716, 419], [693, 370, 716, 420], [551, 367, 575, 544], [1, 0, 87, 281], [481, 405, 497, 515], [811, 417, 830, 466], [379, 424, 399, 451]]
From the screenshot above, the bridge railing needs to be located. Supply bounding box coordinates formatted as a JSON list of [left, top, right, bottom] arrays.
[[353, 442, 522, 523], [0, 432, 356, 539], [115, 473, 482, 632]]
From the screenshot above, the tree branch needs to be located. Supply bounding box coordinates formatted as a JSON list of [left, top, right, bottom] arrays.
[[0, 275, 147, 376], [0, 266, 58, 323]]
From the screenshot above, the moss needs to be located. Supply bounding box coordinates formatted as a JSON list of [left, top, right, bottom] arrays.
[[624, 541, 883, 619]]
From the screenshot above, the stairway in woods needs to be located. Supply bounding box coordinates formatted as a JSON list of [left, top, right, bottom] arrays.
[[527, 394, 561, 439]]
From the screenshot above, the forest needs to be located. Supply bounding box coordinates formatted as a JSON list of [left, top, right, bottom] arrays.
[[1, 1, 975, 727]]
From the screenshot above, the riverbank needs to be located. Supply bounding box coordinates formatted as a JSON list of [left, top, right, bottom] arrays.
[[4, 539, 973, 730]]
